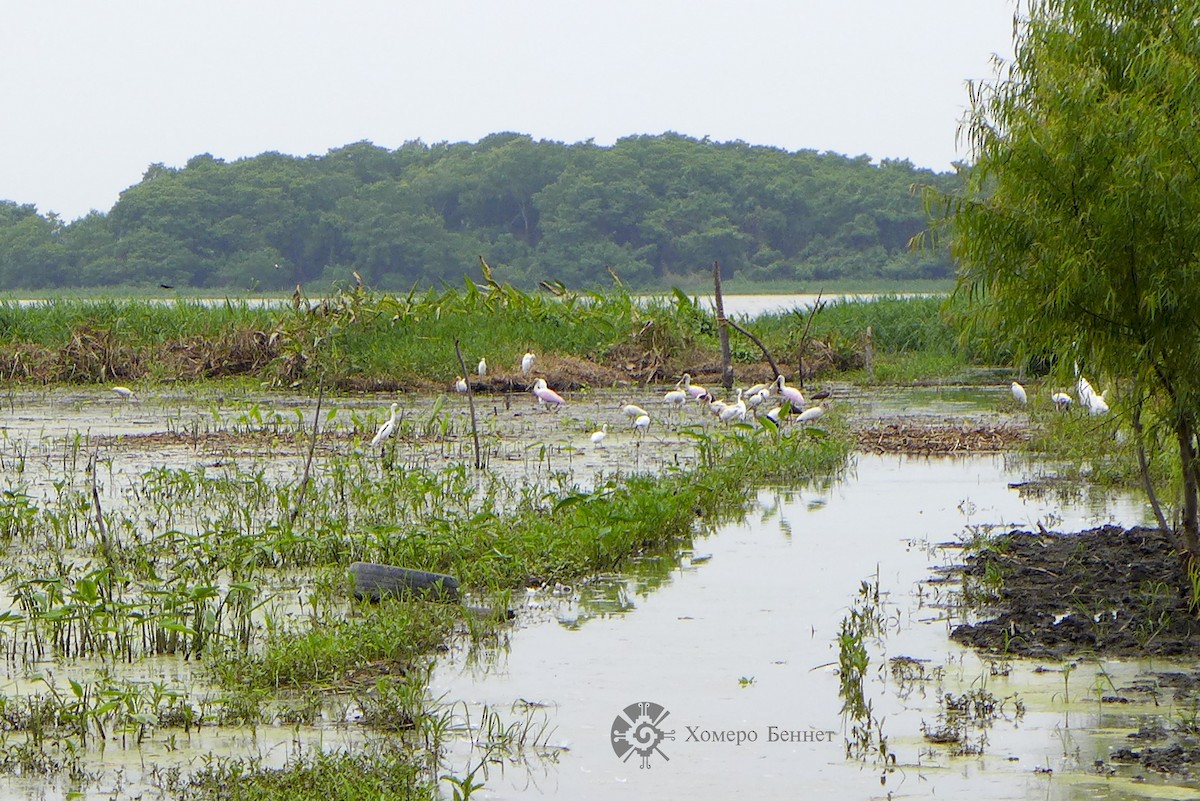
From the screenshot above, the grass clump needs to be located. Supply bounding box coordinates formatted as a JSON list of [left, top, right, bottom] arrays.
[[172, 744, 429, 801]]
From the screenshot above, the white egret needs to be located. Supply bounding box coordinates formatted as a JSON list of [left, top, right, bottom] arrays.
[[633, 413, 651, 435], [1051, 391, 1073, 410], [477, 357, 487, 377], [454, 376, 468, 393], [1076, 375, 1108, 415], [521, 351, 536, 376], [718, 389, 747, 424], [590, 424, 608, 447], [746, 386, 769, 411], [111, 386, 137, 400], [1011, 381, 1028, 405], [622, 403, 649, 419], [531, 378, 566, 408], [775, 375, 804, 407], [370, 402, 399, 447], [1076, 375, 1096, 405], [664, 384, 687, 409]]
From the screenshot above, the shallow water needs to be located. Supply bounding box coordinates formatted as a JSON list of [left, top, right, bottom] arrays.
[[0, 384, 1186, 800], [431, 453, 1197, 801]]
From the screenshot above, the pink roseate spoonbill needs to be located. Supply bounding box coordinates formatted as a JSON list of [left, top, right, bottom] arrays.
[[633, 413, 651, 435], [1051, 391, 1073, 411], [531, 378, 565, 408], [590, 424, 608, 447], [370, 402, 399, 447], [774, 375, 804, 407], [521, 351, 536, 376], [681, 373, 708, 401], [1011, 381, 1027, 405]]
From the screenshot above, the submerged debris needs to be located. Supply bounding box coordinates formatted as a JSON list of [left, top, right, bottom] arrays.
[[855, 422, 1028, 454]]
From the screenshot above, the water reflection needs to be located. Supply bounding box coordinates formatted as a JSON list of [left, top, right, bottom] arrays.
[[432, 453, 1189, 801]]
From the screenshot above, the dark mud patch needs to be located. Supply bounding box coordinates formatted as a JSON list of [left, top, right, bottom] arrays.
[[950, 525, 1200, 658]]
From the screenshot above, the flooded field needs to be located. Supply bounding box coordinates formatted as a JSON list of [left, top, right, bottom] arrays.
[[0, 382, 1188, 800], [434, 454, 1186, 801]]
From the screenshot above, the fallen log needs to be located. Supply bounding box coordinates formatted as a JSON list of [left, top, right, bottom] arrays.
[[349, 561, 460, 601]]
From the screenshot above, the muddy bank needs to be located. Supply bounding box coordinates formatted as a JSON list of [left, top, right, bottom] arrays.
[[854, 421, 1027, 454], [951, 525, 1200, 658]]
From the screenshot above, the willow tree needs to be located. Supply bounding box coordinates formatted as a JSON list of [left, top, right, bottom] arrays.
[[947, 0, 1200, 559]]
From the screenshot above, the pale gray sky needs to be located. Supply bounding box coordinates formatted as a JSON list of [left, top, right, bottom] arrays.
[[0, 1, 1017, 221]]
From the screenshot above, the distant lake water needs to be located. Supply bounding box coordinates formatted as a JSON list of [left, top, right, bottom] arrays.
[[680, 292, 941, 318], [7, 292, 942, 320]]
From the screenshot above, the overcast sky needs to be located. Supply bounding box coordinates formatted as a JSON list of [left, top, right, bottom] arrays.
[[1, 1, 1017, 222]]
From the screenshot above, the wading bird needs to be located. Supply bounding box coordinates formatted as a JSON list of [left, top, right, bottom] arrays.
[[664, 383, 688, 410], [591, 424, 608, 447], [797, 404, 826, 424], [1051, 391, 1073, 411], [718, 389, 747, 424], [477, 357, 487, 377], [775, 375, 804, 407], [1076, 375, 1109, 415], [521, 351, 536, 376], [370, 402, 399, 447], [111, 386, 136, 400], [1011, 381, 1027, 405], [681, 373, 708, 401], [455, 376, 468, 393], [531, 378, 565, 408], [633, 413, 651, 435], [622, 403, 649, 420]]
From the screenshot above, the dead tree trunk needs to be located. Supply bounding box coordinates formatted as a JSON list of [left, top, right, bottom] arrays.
[[713, 260, 733, 390]]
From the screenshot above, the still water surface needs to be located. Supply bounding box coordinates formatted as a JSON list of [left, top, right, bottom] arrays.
[[433, 453, 1181, 801]]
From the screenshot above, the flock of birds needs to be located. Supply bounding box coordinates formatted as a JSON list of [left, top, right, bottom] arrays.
[[112, 354, 1113, 455], [1010, 374, 1110, 415], [368, 351, 829, 451]]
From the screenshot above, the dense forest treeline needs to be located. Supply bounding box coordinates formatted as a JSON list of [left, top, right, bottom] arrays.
[[0, 133, 961, 291]]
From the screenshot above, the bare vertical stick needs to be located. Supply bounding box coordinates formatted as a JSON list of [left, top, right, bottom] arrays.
[[88, 453, 111, 562], [455, 339, 483, 469], [797, 293, 824, 389], [713, 260, 733, 390], [289, 380, 324, 526]]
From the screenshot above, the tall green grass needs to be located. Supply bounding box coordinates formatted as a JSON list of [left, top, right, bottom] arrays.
[[0, 283, 990, 387]]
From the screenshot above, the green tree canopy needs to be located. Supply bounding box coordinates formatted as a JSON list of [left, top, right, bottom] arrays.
[[950, 0, 1200, 556], [1, 134, 960, 291]]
